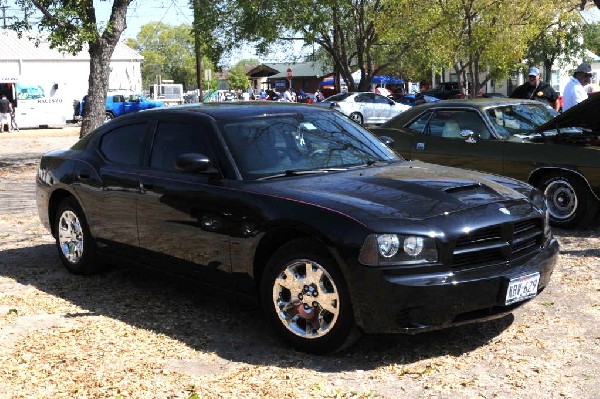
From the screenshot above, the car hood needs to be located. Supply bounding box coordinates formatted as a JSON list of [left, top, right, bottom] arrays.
[[261, 161, 531, 222], [536, 93, 600, 133]]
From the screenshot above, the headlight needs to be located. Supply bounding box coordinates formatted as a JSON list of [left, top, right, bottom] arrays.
[[529, 188, 551, 240], [377, 234, 400, 257], [359, 234, 438, 266]]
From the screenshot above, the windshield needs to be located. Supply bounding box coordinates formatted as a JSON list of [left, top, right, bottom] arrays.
[[486, 103, 557, 138], [219, 110, 401, 180]]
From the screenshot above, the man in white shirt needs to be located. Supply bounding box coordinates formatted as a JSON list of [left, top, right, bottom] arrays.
[[562, 62, 592, 111], [283, 88, 294, 102]]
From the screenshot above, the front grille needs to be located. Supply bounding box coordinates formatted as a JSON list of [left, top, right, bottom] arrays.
[[452, 218, 543, 269]]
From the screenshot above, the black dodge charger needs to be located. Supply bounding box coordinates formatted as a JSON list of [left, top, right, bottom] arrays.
[[36, 102, 558, 353]]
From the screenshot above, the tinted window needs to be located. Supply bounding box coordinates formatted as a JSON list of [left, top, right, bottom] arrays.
[[99, 123, 148, 165], [219, 111, 400, 180], [150, 121, 211, 171]]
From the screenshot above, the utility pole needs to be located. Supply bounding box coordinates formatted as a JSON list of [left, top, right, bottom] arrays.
[[192, 0, 203, 102], [0, 5, 11, 28]]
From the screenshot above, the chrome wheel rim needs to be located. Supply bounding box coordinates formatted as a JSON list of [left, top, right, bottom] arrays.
[[272, 260, 340, 339], [544, 179, 577, 221], [58, 210, 84, 264]]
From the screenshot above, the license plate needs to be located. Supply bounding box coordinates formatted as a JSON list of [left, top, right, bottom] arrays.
[[505, 273, 540, 305]]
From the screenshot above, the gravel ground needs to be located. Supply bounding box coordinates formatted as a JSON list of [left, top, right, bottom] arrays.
[[0, 127, 599, 399]]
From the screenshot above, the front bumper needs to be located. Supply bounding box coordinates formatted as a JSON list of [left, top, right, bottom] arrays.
[[346, 237, 559, 334]]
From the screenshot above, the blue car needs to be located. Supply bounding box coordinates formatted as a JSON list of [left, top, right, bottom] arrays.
[[77, 92, 164, 122]]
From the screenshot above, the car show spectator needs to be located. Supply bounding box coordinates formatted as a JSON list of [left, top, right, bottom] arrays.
[[0, 94, 13, 133], [510, 67, 559, 111], [585, 76, 599, 94], [562, 62, 592, 112], [283, 88, 294, 102], [315, 89, 325, 102]]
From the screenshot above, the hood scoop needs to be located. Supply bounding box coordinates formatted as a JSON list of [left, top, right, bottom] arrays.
[[443, 182, 503, 205]]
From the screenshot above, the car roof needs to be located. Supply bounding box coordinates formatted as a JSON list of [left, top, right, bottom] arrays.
[[111, 102, 331, 122], [382, 98, 545, 125]]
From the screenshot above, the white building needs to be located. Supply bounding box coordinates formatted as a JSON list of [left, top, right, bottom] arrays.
[[0, 29, 143, 128]]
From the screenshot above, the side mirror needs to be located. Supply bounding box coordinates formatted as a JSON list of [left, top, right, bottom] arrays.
[[380, 135, 395, 148], [460, 129, 477, 144], [175, 153, 218, 174]]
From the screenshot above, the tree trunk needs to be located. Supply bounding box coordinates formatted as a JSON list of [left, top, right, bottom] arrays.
[[80, 41, 112, 137], [80, 0, 129, 138]]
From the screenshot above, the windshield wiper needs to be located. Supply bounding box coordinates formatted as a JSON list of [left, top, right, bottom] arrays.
[[257, 168, 347, 181], [365, 159, 395, 166]]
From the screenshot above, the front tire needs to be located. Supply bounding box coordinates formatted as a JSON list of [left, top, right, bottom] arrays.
[[539, 172, 598, 229], [54, 198, 103, 275], [260, 238, 359, 354], [104, 112, 114, 123], [349, 112, 363, 125]]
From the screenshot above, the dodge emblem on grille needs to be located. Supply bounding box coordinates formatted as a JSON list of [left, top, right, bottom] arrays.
[[499, 207, 511, 215]]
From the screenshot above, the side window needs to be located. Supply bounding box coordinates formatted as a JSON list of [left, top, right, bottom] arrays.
[[112, 95, 124, 103], [150, 121, 211, 172], [373, 94, 392, 104], [404, 112, 432, 134], [355, 93, 375, 103], [99, 123, 148, 165], [429, 110, 491, 139], [428, 111, 458, 137]]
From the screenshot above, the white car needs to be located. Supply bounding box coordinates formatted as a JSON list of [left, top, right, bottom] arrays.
[[315, 92, 411, 125]]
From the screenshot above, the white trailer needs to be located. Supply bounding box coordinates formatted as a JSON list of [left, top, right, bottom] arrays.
[[149, 83, 184, 106], [0, 77, 81, 129]]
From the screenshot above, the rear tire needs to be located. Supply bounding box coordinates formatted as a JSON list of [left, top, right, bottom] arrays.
[[539, 172, 598, 229], [104, 112, 114, 123], [54, 198, 103, 275], [260, 238, 360, 354]]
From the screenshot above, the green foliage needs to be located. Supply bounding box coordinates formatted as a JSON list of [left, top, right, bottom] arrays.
[[235, 58, 260, 70], [128, 22, 216, 91], [583, 23, 600, 56], [377, 0, 573, 94], [192, 0, 240, 66], [524, 7, 586, 82], [227, 65, 251, 90], [226, 0, 387, 91], [12, 0, 99, 55]]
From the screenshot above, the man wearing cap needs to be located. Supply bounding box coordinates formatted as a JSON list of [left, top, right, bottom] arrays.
[[562, 62, 593, 112], [510, 67, 559, 111]]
